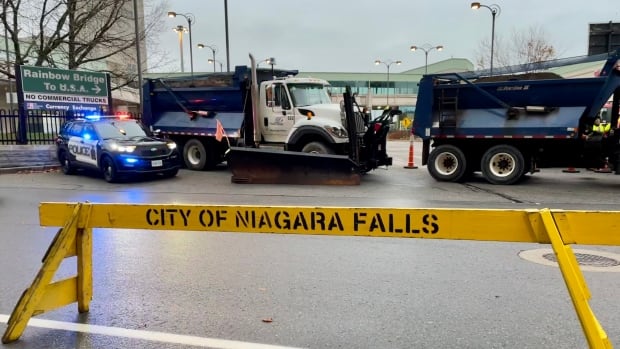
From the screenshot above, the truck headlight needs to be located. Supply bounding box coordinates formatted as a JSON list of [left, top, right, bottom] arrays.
[[167, 142, 177, 150], [109, 143, 136, 153], [324, 126, 348, 138]]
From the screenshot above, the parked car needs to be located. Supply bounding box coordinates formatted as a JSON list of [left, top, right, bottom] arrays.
[[56, 115, 181, 182]]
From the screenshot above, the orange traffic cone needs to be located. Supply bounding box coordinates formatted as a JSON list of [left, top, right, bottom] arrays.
[[595, 157, 612, 173], [562, 166, 580, 173], [404, 135, 418, 169]]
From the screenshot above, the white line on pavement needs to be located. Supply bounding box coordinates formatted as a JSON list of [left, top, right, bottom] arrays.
[[0, 314, 305, 349]]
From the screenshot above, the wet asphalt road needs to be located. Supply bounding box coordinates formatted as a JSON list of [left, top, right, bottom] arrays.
[[1, 140, 620, 349]]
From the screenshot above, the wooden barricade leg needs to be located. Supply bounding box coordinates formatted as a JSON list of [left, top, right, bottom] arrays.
[[2, 204, 83, 344], [539, 209, 612, 349], [76, 226, 93, 313], [76, 204, 93, 313]]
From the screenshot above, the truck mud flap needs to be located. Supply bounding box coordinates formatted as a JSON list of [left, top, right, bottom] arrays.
[[227, 147, 361, 185]]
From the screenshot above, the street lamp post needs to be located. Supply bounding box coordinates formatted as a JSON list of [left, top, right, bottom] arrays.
[[132, 0, 144, 114], [224, 0, 230, 72], [197, 44, 217, 72], [172, 25, 188, 72], [257, 57, 276, 67], [374, 59, 401, 105], [168, 11, 195, 76], [471, 2, 501, 76], [257, 57, 276, 75], [410, 44, 444, 74], [3, 20, 15, 112], [208, 59, 224, 72]]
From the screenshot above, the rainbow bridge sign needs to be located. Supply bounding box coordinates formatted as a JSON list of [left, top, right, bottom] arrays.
[[17, 66, 112, 113]]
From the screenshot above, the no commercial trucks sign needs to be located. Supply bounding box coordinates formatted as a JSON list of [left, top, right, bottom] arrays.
[[17, 66, 111, 113]]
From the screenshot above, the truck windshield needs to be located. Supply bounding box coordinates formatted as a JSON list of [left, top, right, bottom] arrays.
[[287, 83, 332, 107]]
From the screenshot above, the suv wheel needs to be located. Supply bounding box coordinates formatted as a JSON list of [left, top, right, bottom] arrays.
[[162, 168, 179, 178], [59, 151, 75, 175], [101, 156, 119, 183]]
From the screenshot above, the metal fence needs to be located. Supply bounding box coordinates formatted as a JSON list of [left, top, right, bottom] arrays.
[[0, 109, 69, 145], [0, 110, 142, 145]]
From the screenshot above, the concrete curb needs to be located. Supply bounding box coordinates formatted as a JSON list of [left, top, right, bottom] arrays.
[[0, 165, 60, 175], [0, 145, 58, 174]]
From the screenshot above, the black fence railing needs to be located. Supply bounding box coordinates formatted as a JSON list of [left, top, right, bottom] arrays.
[[0, 110, 143, 145], [0, 109, 70, 145], [0, 110, 19, 145]]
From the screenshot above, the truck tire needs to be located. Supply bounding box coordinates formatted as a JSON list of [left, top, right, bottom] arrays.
[[480, 145, 525, 185], [427, 144, 467, 182], [301, 141, 333, 154], [183, 139, 219, 170], [183, 139, 207, 170]]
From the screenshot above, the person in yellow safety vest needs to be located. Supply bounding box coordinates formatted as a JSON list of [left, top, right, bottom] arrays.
[[583, 116, 610, 141], [592, 116, 611, 135], [583, 116, 617, 171]]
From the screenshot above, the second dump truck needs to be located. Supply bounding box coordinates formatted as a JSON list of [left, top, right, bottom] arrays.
[[413, 49, 620, 185]]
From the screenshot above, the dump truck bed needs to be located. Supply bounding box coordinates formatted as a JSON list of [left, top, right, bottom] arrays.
[[413, 50, 620, 140]]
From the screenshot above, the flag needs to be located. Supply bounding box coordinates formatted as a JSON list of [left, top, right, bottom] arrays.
[[215, 119, 225, 142]]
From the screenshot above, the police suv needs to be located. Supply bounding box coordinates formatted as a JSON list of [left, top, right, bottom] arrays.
[[56, 115, 181, 182]]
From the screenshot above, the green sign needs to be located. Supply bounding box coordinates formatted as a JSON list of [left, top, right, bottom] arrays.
[[19, 66, 110, 109]]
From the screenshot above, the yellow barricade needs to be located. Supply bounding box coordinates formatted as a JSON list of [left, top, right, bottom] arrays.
[[3, 202, 619, 348]]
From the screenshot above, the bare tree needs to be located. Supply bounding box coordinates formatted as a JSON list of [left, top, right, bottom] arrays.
[[1, 0, 171, 89], [475, 25, 557, 73], [513, 26, 556, 65]]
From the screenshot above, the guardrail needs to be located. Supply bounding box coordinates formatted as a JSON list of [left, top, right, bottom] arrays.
[[3, 202, 619, 348]]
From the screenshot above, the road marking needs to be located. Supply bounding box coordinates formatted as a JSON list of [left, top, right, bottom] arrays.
[[0, 314, 304, 349]]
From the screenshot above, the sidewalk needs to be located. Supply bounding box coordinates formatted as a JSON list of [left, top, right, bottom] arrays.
[[0, 145, 59, 174]]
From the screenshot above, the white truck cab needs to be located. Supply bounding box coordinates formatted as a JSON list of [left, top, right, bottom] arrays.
[[257, 76, 349, 153]]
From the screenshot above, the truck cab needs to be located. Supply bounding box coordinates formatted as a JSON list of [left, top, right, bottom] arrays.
[[258, 77, 348, 153]]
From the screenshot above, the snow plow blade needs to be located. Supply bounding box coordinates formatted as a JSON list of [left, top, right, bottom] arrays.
[[227, 147, 361, 185]]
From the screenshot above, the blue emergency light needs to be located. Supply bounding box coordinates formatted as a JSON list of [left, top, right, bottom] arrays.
[[84, 114, 101, 121]]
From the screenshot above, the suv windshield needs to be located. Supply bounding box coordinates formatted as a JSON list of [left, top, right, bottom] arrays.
[[287, 83, 332, 107], [95, 120, 148, 139]]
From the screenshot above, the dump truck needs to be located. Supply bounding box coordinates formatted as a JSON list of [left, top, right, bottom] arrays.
[[142, 54, 394, 184], [412, 49, 620, 185]]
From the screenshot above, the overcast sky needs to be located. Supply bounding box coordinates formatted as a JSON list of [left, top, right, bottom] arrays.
[[154, 0, 620, 74]]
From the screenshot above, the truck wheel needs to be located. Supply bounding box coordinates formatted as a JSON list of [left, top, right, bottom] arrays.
[[427, 145, 467, 182], [183, 139, 207, 170], [183, 139, 219, 170], [301, 141, 333, 154], [480, 145, 524, 185]]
